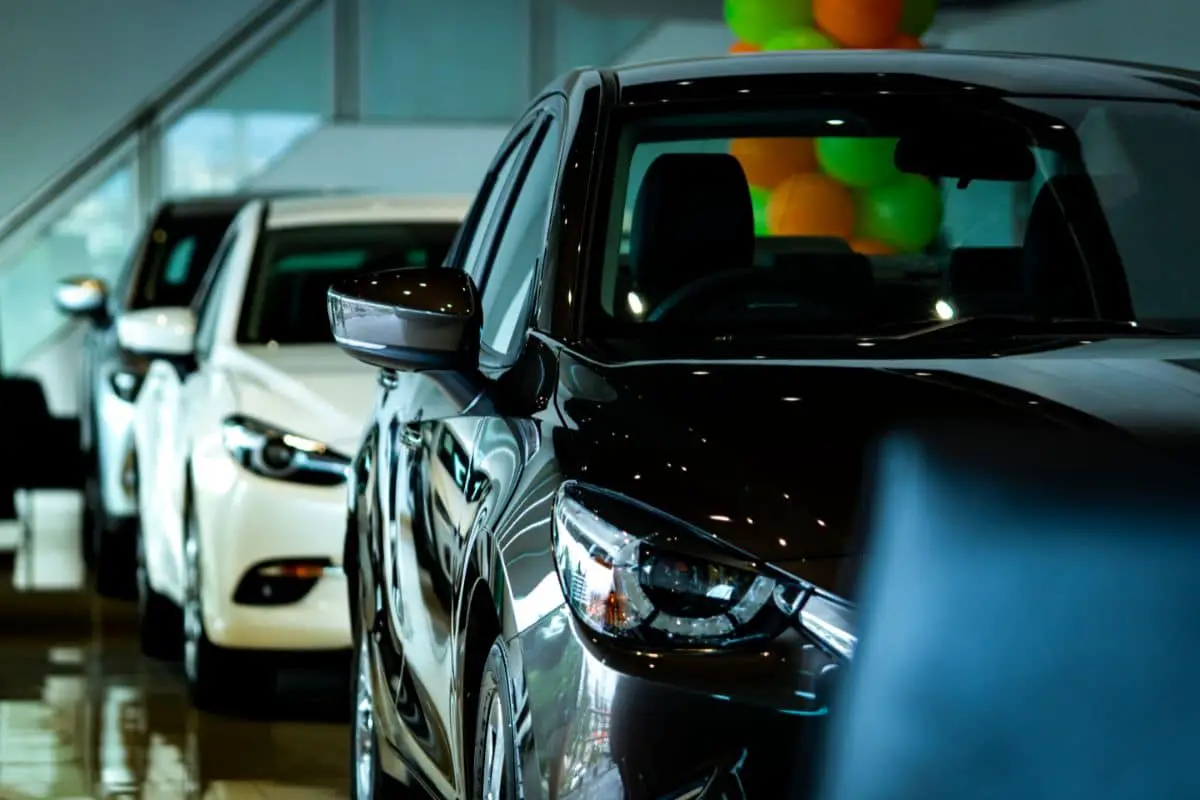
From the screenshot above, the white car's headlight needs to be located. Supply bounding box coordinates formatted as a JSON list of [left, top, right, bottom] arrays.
[[221, 415, 350, 487], [552, 481, 856, 658]]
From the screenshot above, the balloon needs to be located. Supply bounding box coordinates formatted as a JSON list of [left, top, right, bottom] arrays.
[[730, 137, 818, 190], [856, 174, 943, 253], [762, 26, 838, 51], [814, 0, 905, 49], [850, 239, 896, 255], [750, 186, 772, 235], [729, 40, 761, 54], [815, 137, 900, 188], [724, 0, 815, 47], [768, 173, 856, 239], [901, 0, 938, 38], [886, 33, 924, 50]]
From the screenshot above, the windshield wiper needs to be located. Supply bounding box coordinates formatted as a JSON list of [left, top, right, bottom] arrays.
[[873, 315, 1183, 341]]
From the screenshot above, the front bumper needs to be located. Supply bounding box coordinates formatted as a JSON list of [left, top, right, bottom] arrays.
[[513, 607, 840, 799], [194, 465, 350, 652]]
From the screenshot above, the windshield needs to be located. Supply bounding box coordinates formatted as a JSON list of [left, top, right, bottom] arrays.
[[128, 209, 236, 309], [591, 95, 1200, 341], [237, 222, 459, 346]]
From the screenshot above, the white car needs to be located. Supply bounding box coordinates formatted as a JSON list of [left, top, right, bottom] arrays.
[[124, 193, 469, 710]]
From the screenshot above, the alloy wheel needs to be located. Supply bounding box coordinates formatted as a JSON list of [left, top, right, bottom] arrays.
[[135, 533, 149, 621], [481, 693, 507, 800], [182, 513, 202, 683], [354, 636, 375, 799]]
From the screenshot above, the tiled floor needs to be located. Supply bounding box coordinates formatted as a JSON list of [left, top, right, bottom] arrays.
[[0, 627, 350, 800], [0, 490, 350, 800]]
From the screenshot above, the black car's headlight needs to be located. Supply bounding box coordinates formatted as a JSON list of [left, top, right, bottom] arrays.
[[552, 481, 856, 658], [221, 415, 350, 487]]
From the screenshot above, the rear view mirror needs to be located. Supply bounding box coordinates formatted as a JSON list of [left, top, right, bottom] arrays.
[[54, 275, 108, 318], [327, 267, 481, 372], [116, 307, 196, 357], [896, 133, 1036, 183]]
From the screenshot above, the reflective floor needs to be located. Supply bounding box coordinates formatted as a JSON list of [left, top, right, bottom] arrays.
[[0, 493, 351, 800]]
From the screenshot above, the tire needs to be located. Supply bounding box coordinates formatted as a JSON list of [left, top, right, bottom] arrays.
[[95, 517, 138, 599], [136, 525, 182, 660], [472, 639, 520, 800], [349, 631, 409, 799], [181, 491, 276, 714], [81, 470, 101, 570]]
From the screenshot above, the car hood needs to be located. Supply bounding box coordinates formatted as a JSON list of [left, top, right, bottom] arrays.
[[553, 338, 1200, 593], [221, 344, 377, 454]]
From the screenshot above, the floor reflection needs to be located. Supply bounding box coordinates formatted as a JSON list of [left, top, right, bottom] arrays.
[[0, 620, 348, 800]]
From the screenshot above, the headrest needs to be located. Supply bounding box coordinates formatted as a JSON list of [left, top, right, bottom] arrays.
[[630, 153, 755, 302], [946, 247, 1022, 294], [1021, 176, 1103, 319]]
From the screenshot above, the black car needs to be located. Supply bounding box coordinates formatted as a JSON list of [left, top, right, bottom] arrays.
[[52, 191, 316, 596], [328, 50, 1200, 799]]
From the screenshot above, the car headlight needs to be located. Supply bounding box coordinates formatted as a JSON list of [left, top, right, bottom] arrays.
[[552, 481, 856, 658], [109, 369, 146, 402], [221, 415, 350, 486]]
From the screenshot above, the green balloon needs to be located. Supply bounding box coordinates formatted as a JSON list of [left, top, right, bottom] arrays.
[[750, 186, 772, 236], [725, 0, 814, 48], [901, 0, 938, 38], [857, 174, 943, 253], [762, 26, 837, 51], [816, 138, 900, 188]]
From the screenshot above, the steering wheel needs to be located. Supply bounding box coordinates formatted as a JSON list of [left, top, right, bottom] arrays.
[[647, 267, 837, 323]]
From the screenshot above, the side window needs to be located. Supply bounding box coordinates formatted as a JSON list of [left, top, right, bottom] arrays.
[[193, 231, 239, 359], [477, 118, 561, 360], [459, 129, 532, 277], [163, 237, 198, 285]]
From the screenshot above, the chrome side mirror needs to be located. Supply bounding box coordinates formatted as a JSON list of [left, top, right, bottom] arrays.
[[54, 276, 109, 318], [327, 267, 480, 372]]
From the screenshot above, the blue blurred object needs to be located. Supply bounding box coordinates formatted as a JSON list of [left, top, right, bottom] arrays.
[[821, 426, 1200, 800]]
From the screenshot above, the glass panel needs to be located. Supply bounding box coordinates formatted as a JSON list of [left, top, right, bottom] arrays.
[[552, 4, 656, 75], [0, 166, 137, 369], [360, 0, 531, 121], [162, 2, 332, 197]]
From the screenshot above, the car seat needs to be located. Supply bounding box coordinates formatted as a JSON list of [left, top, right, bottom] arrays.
[[629, 153, 755, 312]]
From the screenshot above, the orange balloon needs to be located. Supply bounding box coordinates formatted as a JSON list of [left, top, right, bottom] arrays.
[[729, 40, 760, 54], [768, 173, 856, 239], [886, 33, 924, 50], [730, 138, 818, 190], [814, 0, 905, 49], [850, 238, 896, 255]]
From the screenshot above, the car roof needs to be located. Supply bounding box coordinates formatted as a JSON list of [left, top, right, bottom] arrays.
[[601, 50, 1200, 104], [263, 193, 472, 230]]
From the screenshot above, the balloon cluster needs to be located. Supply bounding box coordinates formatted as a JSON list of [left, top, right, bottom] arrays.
[[725, 0, 944, 255]]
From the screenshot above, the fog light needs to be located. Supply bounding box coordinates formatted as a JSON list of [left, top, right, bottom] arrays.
[[232, 558, 335, 606]]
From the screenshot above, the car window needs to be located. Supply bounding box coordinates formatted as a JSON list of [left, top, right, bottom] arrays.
[[476, 119, 561, 360], [237, 222, 459, 346], [591, 96, 1200, 338], [129, 211, 236, 310], [460, 127, 533, 282], [193, 229, 241, 360]]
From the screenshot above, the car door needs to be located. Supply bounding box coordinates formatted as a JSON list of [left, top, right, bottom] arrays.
[[377, 105, 563, 796], [134, 216, 245, 599]]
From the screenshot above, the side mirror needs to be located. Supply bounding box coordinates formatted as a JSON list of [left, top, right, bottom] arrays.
[[327, 267, 481, 372], [116, 307, 196, 357], [53, 275, 109, 318]]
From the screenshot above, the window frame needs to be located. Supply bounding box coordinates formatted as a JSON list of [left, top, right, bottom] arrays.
[[191, 217, 245, 361]]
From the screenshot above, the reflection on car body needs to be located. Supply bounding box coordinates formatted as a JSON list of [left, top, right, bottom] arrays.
[[331, 51, 1200, 799]]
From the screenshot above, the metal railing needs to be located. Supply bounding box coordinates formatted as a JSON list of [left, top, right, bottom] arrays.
[[0, 0, 331, 269]]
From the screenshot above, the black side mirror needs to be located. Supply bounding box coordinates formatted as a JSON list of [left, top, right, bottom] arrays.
[[327, 267, 481, 372]]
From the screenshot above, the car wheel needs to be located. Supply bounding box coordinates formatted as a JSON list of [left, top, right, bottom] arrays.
[[350, 622, 409, 798], [81, 469, 101, 570], [95, 518, 137, 599], [136, 525, 181, 660], [473, 639, 519, 800], [181, 497, 275, 714]]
